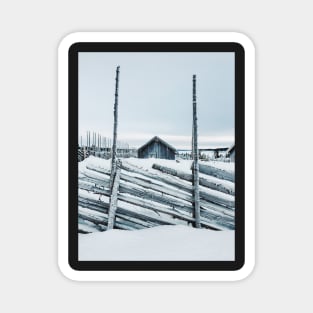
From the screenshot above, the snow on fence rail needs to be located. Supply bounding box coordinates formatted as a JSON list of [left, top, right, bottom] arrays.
[[78, 157, 235, 233]]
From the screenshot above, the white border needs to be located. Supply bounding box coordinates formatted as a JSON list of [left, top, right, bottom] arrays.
[[58, 32, 255, 281]]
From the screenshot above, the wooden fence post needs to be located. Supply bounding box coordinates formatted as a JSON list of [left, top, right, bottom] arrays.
[[107, 161, 121, 230], [110, 66, 120, 189], [191, 117, 194, 160], [192, 75, 201, 228]]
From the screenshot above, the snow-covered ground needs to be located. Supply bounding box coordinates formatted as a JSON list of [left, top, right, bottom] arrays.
[[79, 225, 234, 261]]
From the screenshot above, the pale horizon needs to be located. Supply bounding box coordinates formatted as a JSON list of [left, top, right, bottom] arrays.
[[78, 130, 234, 150]]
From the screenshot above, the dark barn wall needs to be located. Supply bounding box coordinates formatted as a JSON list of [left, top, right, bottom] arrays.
[[138, 141, 175, 160], [230, 150, 235, 162]]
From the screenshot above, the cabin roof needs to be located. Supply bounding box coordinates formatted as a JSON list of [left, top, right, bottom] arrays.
[[138, 136, 176, 152], [226, 144, 235, 154], [199, 147, 229, 152]]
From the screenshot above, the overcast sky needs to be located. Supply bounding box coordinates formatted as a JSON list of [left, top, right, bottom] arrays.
[[79, 52, 234, 149]]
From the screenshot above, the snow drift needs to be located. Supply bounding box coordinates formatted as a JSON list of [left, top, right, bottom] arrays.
[[79, 225, 234, 261]]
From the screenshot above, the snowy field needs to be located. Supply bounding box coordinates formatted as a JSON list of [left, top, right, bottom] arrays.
[[79, 225, 234, 261]]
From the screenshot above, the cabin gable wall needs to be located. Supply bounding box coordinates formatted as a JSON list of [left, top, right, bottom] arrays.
[[138, 140, 175, 160]]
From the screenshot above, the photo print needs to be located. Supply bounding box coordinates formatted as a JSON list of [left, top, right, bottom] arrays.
[[58, 33, 254, 279]]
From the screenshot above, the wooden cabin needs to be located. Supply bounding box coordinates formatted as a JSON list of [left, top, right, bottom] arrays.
[[137, 136, 176, 160]]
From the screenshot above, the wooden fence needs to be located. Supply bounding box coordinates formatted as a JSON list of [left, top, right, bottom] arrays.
[[78, 146, 137, 162], [78, 159, 235, 233]]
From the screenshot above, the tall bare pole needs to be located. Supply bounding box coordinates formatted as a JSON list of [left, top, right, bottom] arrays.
[[110, 66, 120, 189], [191, 85, 195, 160], [191, 120, 194, 159], [108, 161, 121, 230], [192, 75, 201, 228]]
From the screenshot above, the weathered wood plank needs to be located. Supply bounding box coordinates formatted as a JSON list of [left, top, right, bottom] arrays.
[[79, 177, 110, 189], [78, 196, 177, 227], [79, 178, 234, 219], [121, 162, 192, 193], [199, 208, 234, 230], [79, 206, 140, 230], [201, 199, 234, 217], [117, 193, 221, 229], [152, 163, 192, 180], [199, 190, 234, 209], [107, 166, 121, 230], [120, 183, 192, 211], [78, 211, 107, 227], [152, 163, 234, 195], [120, 171, 192, 202], [115, 213, 157, 229], [198, 163, 235, 182], [81, 170, 110, 184], [86, 165, 111, 176], [121, 172, 234, 209], [79, 182, 111, 196]]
